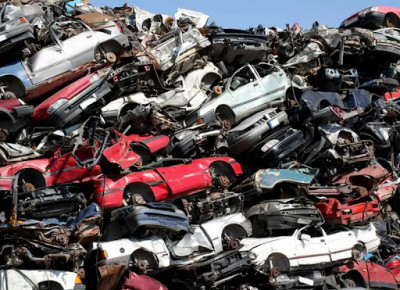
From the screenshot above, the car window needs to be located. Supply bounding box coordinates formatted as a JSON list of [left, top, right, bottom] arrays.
[[298, 226, 323, 239], [229, 66, 257, 91], [51, 19, 88, 42], [253, 63, 277, 78]]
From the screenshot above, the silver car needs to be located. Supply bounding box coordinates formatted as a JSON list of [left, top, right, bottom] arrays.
[[185, 63, 302, 129], [0, 19, 129, 100]]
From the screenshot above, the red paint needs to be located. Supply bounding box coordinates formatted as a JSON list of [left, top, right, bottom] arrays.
[[31, 72, 96, 123], [102, 131, 170, 170], [315, 196, 380, 225], [0, 98, 22, 113], [92, 157, 242, 208], [0, 146, 102, 192], [338, 261, 399, 288], [121, 271, 167, 290]]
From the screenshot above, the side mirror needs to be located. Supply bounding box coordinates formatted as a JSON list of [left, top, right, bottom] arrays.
[[300, 234, 311, 242]]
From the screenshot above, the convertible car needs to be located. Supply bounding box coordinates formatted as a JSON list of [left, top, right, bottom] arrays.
[[91, 156, 242, 208]]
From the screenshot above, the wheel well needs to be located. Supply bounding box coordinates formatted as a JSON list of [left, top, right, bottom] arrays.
[[130, 248, 159, 274], [119, 103, 139, 120], [265, 253, 290, 273], [222, 224, 248, 238], [319, 99, 331, 109], [342, 270, 366, 288], [221, 224, 248, 250], [285, 87, 303, 106], [384, 13, 400, 28], [0, 75, 25, 98], [352, 242, 366, 262], [16, 168, 46, 192], [200, 72, 221, 88], [95, 39, 122, 56], [38, 281, 64, 290], [209, 161, 236, 181], [215, 105, 235, 126], [124, 182, 155, 202]]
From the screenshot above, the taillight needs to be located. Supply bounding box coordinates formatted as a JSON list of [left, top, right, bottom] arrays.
[[116, 22, 123, 34], [20, 17, 27, 24]]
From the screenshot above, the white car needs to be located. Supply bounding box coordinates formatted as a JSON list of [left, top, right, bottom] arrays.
[[240, 224, 380, 273], [93, 213, 252, 273], [0, 269, 85, 290], [156, 62, 222, 117], [185, 62, 304, 129]]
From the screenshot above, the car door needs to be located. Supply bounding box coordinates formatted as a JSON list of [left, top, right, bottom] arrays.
[[324, 227, 357, 262], [156, 161, 209, 198], [63, 30, 100, 68], [255, 63, 288, 106], [46, 148, 97, 185], [227, 65, 266, 121], [294, 227, 331, 266], [26, 43, 73, 84]]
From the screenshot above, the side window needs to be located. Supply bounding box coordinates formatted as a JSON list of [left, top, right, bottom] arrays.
[[298, 227, 323, 239], [254, 63, 276, 78], [229, 66, 257, 91]]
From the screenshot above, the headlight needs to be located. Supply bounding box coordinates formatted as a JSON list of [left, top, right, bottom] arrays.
[[153, 49, 163, 60], [249, 252, 257, 260], [5, 17, 26, 30], [47, 98, 68, 115], [360, 6, 378, 15]]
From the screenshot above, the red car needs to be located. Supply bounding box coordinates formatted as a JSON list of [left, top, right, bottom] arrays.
[[315, 195, 380, 226], [102, 131, 170, 173], [91, 156, 242, 208], [0, 146, 101, 193], [31, 68, 111, 129], [337, 260, 399, 289], [341, 6, 400, 29]]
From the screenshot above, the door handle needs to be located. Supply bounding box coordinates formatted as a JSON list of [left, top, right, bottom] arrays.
[[253, 83, 259, 87], [320, 239, 325, 242], [86, 35, 93, 39]]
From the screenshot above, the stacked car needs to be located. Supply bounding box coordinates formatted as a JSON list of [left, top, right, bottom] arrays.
[[2, 1, 400, 289]]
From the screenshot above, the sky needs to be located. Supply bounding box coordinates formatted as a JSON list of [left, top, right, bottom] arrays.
[[90, 0, 400, 30]]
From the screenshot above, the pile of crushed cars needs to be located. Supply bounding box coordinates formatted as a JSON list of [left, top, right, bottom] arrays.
[[3, 1, 400, 289]]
